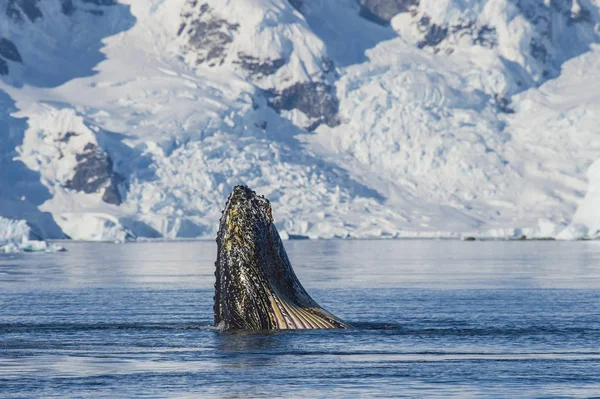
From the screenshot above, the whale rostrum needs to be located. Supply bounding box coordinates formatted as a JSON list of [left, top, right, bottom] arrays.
[[214, 185, 350, 330]]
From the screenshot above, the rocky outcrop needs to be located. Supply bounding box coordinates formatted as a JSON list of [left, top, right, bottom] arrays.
[[416, 21, 448, 49], [65, 142, 123, 205], [233, 54, 286, 78], [265, 56, 339, 130], [179, 0, 340, 131], [413, 14, 497, 51], [395, 0, 599, 88], [268, 82, 340, 130], [179, 3, 239, 67]]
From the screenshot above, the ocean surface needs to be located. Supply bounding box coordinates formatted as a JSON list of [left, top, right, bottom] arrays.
[[1, 240, 600, 398]]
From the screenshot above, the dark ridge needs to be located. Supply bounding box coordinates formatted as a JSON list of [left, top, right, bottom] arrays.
[[0, 38, 22, 63], [234, 54, 285, 77]]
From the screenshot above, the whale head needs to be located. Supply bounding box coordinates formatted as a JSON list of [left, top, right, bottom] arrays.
[[214, 185, 349, 330]]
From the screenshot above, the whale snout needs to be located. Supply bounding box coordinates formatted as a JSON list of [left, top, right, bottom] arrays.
[[227, 185, 271, 216], [214, 185, 349, 330]]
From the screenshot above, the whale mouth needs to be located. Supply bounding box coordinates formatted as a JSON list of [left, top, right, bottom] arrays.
[[214, 185, 349, 330]]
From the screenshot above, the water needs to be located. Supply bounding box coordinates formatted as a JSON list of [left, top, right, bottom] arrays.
[[1, 240, 600, 398]]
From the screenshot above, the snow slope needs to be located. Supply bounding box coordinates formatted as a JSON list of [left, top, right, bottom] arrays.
[[0, 0, 599, 240]]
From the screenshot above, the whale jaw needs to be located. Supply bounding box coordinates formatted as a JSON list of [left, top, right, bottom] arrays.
[[214, 185, 349, 330]]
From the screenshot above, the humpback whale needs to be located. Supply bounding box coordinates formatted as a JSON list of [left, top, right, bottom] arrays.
[[214, 185, 350, 330]]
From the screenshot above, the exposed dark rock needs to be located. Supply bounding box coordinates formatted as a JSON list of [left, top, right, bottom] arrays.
[[0, 39, 22, 63], [6, 0, 42, 22], [415, 14, 497, 50], [445, 20, 498, 48], [180, 2, 240, 67], [358, 0, 416, 24], [288, 0, 302, 12], [234, 54, 285, 78], [0, 58, 8, 75], [473, 25, 497, 48], [417, 24, 447, 48], [268, 82, 340, 130], [65, 143, 123, 205], [417, 15, 430, 32], [59, 131, 80, 143]]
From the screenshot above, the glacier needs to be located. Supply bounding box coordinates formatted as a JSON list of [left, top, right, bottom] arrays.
[[0, 0, 599, 241]]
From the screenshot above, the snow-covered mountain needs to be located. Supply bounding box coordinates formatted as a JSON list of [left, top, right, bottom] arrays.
[[0, 0, 599, 241]]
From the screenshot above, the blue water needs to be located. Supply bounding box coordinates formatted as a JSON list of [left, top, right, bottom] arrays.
[[1, 240, 600, 398]]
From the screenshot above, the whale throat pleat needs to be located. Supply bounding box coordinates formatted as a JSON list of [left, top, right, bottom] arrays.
[[268, 290, 343, 329]]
